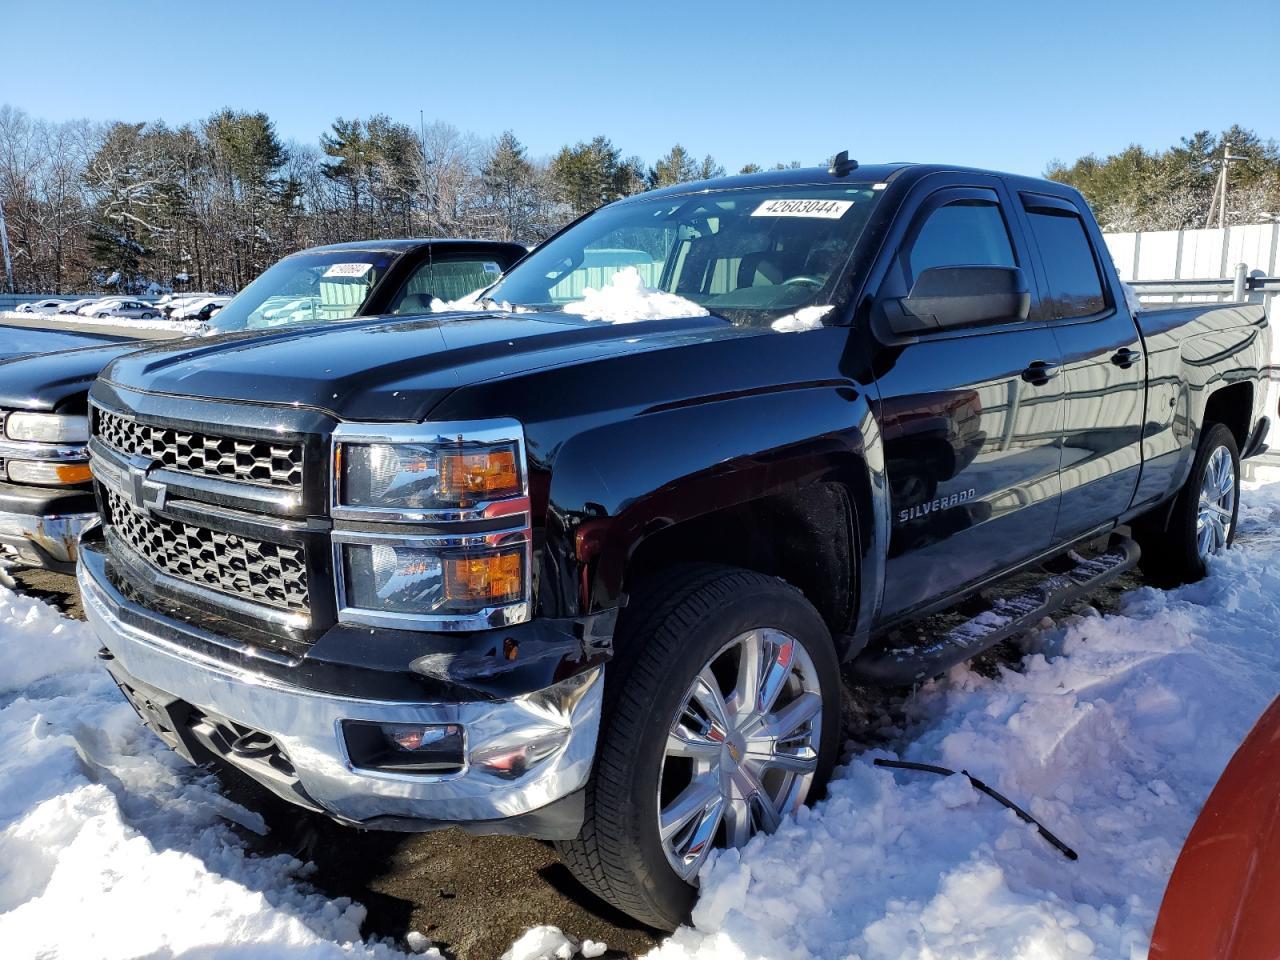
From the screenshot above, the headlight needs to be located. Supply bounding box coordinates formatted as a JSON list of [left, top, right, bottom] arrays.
[[5, 460, 93, 486], [338, 441, 521, 510], [331, 419, 532, 629], [339, 539, 526, 616], [4, 412, 89, 443]]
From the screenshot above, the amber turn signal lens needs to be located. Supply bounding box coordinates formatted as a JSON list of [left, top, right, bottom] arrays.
[[57, 463, 94, 484], [4, 459, 93, 486], [443, 549, 524, 605], [438, 447, 519, 502]]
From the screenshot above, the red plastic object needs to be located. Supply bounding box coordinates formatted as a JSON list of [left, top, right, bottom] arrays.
[[1150, 697, 1280, 959]]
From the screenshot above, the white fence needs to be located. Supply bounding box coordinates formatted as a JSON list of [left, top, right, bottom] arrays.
[[1109, 223, 1280, 473], [1104, 223, 1280, 305]]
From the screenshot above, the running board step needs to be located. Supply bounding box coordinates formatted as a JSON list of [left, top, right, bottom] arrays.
[[847, 536, 1141, 687]]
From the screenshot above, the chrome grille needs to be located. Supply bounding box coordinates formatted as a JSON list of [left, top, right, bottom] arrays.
[[105, 489, 309, 614], [96, 408, 302, 489]]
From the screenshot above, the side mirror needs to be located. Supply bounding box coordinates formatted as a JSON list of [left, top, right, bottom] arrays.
[[883, 266, 1030, 335]]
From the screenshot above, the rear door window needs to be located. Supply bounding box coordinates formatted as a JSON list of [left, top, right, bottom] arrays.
[[1021, 198, 1107, 319]]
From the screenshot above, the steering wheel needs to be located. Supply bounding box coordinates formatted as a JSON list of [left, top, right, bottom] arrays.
[[781, 275, 824, 287]]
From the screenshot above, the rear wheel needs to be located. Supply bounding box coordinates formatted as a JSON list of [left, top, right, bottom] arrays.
[[1137, 422, 1240, 585], [557, 565, 841, 930]]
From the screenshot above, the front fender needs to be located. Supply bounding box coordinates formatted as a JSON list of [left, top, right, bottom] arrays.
[[542, 382, 887, 638]]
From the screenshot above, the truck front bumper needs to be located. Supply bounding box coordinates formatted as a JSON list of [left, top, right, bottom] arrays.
[[77, 545, 602, 838], [0, 506, 100, 571]]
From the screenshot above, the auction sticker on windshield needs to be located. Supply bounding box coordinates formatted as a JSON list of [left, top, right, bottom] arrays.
[[752, 198, 853, 219], [323, 262, 374, 278]]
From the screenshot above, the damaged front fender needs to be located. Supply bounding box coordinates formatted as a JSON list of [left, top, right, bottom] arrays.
[[406, 606, 618, 696]]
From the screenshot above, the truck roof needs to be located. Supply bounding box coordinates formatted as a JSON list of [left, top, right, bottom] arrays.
[[627, 161, 1075, 204], [290, 238, 524, 256]]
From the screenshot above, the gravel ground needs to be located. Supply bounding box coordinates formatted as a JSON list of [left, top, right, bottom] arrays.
[[8, 561, 1146, 959]]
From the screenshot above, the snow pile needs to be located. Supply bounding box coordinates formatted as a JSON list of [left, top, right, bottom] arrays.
[[650, 481, 1280, 960], [771, 305, 833, 332], [405, 930, 442, 956], [0, 585, 398, 959], [563, 267, 709, 324], [502, 925, 580, 960], [429, 290, 532, 314], [499, 925, 605, 960]]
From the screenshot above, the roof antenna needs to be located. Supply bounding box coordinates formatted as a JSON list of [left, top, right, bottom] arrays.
[[829, 150, 858, 177]]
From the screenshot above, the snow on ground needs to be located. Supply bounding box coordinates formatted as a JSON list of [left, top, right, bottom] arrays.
[[653, 480, 1280, 960], [562, 267, 709, 323], [3, 482, 1280, 959], [0, 578, 403, 959]]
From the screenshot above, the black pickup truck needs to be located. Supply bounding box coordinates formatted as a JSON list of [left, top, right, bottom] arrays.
[[76, 161, 1270, 929], [0, 239, 524, 570]]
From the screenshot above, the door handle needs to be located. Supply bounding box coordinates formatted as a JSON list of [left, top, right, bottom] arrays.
[[1111, 348, 1142, 368], [1021, 360, 1060, 385]]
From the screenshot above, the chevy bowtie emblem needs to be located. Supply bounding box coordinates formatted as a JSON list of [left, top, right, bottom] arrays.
[[127, 460, 167, 513]]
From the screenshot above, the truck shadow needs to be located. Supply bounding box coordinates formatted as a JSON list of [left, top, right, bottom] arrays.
[[209, 763, 659, 959]]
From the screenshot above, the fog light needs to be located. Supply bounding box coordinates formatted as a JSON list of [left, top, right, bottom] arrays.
[[471, 728, 570, 780], [341, 720, 465, 774]]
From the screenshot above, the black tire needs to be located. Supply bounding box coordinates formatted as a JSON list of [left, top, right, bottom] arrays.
[[1136, 422, 1240, 586], [556, 564, 841, 930]]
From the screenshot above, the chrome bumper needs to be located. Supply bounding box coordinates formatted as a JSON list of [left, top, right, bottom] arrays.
[[77, 546, 602, 833], [0, 508, 100, 567]]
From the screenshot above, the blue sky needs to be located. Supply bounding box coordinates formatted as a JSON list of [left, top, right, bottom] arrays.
[[4, 0, 1276, 175]]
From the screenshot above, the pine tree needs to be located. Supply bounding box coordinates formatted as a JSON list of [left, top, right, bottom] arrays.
[[1047, 126, 1280, 230], [649, 144, 697, 188], [204, 110, 290, 286], [364, 114, 421, 235], [550, 136, 642, 215], [320, 117, 371, 234], [482, 131, 536, 241], [83, 121, 179, 290]]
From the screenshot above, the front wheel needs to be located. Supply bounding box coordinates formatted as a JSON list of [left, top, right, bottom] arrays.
[[1137, 421, 1240, 585], [557, 565, 841, 930]]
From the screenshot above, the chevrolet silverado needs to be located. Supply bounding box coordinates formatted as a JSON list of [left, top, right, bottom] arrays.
[[76, 160, 1270, 929]]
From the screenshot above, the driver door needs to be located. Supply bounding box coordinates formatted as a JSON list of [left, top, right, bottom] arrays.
[[872, 180, 1065, 620]]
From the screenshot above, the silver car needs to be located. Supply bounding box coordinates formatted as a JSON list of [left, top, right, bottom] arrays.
[[82, 299, 161, 320]]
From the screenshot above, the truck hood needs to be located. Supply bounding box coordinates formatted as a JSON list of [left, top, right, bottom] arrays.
[[100, 311, 754, 421], [0, 339, 153, 411], [0, 324, 134, 364]]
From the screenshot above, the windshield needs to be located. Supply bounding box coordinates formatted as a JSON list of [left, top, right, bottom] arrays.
[[485, 183, 883, 325], [204, 250, 395, 333]]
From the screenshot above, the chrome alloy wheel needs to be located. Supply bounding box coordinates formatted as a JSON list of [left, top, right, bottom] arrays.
[[657, 628, 823, 881], [1196, 445, 1236, 560]]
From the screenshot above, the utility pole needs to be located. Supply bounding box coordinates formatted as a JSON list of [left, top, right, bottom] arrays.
[[1205, 143, 1246, 229], [0, 193, 13, 294]]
